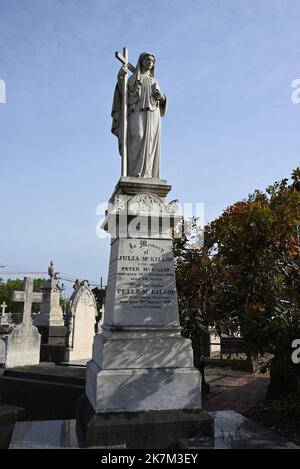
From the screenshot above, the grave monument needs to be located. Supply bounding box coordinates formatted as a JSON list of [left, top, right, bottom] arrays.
[[35, 261, 67, 362], [1, 278, 42, 368], [64, 280, 97, 363], [0, 301, 13, 335], [77, 49, 212, 448]]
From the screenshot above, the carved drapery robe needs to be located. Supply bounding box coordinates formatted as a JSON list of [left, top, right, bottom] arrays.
[[111, 62, 166, 179]]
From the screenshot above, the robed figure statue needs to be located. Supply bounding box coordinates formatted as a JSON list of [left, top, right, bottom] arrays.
[[111, 52, 167, 179]]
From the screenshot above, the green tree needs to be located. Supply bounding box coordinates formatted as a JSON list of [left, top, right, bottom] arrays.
[[175, 168, 300, 369]]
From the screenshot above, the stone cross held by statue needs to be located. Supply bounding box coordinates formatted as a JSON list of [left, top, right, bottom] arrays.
[[11, 278, 43, 330], [115, 47, 136, 177], [1, 301, 7, 316]]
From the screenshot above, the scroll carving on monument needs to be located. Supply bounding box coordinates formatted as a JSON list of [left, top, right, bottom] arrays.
[[128, 194, 164, 214]]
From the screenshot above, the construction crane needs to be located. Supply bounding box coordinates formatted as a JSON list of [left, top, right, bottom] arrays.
[[0, 265, 103, 287], [0, 263, 48, 276], [0, 271, 47, 276]]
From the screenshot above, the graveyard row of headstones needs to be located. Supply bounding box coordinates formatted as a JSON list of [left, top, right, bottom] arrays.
[[0, 270, 246, 370], [0, 262, 102, 368]]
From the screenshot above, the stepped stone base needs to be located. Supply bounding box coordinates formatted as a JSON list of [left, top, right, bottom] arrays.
[[86, 360, 202, 413], [77, 394, 213, 449], [78, 177, 210, 448]]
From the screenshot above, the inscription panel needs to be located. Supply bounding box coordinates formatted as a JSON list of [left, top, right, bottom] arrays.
[[105, 238, 179, 327]]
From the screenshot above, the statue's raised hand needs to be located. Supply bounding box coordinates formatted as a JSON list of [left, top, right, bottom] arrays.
[[118, 65, 128, 80]]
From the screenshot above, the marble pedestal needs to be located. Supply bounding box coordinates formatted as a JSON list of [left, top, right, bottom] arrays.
[[35, 278, 66, 343], [78, 177, 212, 448]]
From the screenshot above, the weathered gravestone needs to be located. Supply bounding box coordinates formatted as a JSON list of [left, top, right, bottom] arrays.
[[34, 261, 67, 362], [2, 278, 42, 368], [64, 280, 97, 363]]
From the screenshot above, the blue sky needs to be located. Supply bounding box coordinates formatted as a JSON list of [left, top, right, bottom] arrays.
[[1, 0, 300, 292]]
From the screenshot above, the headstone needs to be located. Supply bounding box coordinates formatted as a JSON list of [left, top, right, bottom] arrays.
[[209, 329, 221, 357], [1, 301, 7, 316], [77, 49, 213, 449], [64, 280, 97, 363], [0, 312, 12, 326], [34, 261, 67, 361], [0, 302, 11, 329], [1, 278, 42, 368]]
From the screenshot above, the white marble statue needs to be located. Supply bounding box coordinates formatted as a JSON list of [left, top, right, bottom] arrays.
[[112, 51, 167, 179]]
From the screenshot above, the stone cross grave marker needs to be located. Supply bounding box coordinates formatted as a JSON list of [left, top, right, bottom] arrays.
[[12, 278, 42, 329], [1, 301, 7, 316], [2, 277, 43, 367]]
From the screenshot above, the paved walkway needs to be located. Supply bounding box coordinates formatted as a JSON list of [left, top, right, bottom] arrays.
[[203, 366, 270, 413]]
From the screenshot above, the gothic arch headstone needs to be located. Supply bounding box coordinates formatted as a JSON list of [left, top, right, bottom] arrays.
[[65, 280, 97, 363]]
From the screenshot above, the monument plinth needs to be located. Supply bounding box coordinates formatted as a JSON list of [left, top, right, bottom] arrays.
[[35, 262, 67, 362], [77, 49, 213, 448]]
